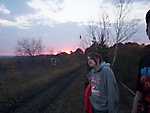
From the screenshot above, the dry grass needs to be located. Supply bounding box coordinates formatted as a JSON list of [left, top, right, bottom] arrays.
[[0, 57, 81, 104]]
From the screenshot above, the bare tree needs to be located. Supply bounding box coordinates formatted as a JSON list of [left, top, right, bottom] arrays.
[[81, 13, 111, 50], [15, 38, 44, 56], [112, 0, 139, 66], [80, 0, 139, 64], [97, 13, 110, 48]]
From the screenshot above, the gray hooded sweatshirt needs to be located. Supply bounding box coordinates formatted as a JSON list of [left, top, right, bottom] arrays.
[[87, 62, 119, 113]]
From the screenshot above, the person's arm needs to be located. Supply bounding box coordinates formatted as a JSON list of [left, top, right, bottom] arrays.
[[105, 68, 119, 113], [131, 91, 142, 113]]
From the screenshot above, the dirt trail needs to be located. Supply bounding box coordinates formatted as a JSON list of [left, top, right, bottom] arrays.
[[2, 68, 80, 113]]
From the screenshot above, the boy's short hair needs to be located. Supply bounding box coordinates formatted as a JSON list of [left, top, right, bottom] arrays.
[[146, 9, 150, 25]]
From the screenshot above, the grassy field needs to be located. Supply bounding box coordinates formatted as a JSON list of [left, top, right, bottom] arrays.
[[0, 54, 83, 108]]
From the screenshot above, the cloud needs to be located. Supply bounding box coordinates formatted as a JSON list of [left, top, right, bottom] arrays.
[[0, 4, 10, 14], [27, 0, 64, 13], [0, 0, 64, 29], [0, 0, 101, 29], [0, 4, 32, 29], [103, 0, 150, 3], [0, 12, 57, 29], [0, 0, 149, 29], [134, 0, 149, 2], [0, 18, 32, 29], [26, 0, 69, 24], [0, 19, 16, 27], [129, 2, 150, 21], [26, 0, 101, 24]]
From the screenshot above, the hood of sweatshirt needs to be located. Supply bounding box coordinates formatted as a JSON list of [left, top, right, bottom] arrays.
[[92, 62, 110, 73]]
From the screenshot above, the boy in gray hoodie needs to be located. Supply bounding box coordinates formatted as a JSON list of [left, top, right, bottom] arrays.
[[87, 52, 119, 113]]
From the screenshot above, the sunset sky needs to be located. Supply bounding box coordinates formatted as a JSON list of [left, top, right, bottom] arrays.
[[0, 0, 150, 56]]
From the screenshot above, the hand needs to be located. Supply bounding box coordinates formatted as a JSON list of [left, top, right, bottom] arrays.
[[131, 91, 142, 113]]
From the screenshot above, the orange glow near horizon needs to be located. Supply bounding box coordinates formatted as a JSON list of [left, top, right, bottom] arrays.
[[62, 48, 76, 54], [62, 49, 72, 54], [0, 51, 14, 56], [58, 47, 76, 54], [43, 47, 77, 55], [0, 47, 78, 56]]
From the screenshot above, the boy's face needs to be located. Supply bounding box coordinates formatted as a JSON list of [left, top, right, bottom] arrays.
[[146, 22, 150, 40]]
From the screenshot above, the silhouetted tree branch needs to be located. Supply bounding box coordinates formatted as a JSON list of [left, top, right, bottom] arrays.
[[112, 0, 139, 66]]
